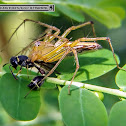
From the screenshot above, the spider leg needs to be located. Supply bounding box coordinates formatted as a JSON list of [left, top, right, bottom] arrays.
[[78, 37, 126, 71], [68, 49, 79, 94], [44, 29, 61, 43], [55, 21, 96, 46], [8, 19, 60, 43]]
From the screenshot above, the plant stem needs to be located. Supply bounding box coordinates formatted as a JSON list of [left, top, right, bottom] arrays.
[[46, 77, 126, 98], [1, 72, 126, 98]]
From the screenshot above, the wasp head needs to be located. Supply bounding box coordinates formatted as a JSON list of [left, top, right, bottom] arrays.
[[10, 56, 18, 69]]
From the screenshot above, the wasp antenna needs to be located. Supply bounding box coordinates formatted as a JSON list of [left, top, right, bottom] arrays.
[[3, 63, 9, 67]]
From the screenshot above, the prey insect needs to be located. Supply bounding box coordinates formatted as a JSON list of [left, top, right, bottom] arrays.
[[3, 55, 45, 80], [3, 19, 126, 97]]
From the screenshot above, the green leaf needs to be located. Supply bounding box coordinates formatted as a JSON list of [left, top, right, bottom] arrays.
[[59, 85, 108, 126], [0, 73, 41, 121], [41, 0, 125, 28], [56, 4, 85, 22], [0, 0, 5, 4], [108, 100, 126, 126], [115, 64, 126, 91], [42, 11, 60, 17], [98, 0, 126, 9], [81, 7, 122, 28], [57, 49, 119, 82], [99, 7, 125, 20], [1, 0, 125, 28]]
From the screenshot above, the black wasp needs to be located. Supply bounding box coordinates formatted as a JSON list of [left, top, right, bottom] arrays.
[[3, 55, 46, 97], [4, 55, 45, 80]]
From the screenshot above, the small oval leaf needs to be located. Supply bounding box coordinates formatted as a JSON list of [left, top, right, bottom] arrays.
[[0, 73, 41, 121], [81, 7, 121, 28], [108, 100, 126, 126], [101, 7, 125, 20], [56, 4, 85, 22], [59, 85, 108, 126], [115, 64, 126, 91], [57, 49, 119, 82]]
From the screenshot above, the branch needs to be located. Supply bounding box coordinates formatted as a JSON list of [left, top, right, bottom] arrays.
[[46, 77, 126, 98], [0, 72, 125, 98]]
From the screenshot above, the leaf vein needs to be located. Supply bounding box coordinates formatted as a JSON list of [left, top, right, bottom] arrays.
[[16, 80, 21, 118], [79, 89, 85, 125]]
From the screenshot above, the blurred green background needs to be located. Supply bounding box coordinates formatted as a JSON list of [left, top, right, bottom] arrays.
[[0, 0, 126, 126]]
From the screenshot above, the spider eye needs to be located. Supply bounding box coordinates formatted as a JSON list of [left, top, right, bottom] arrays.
[[35, 41, 41, 47]]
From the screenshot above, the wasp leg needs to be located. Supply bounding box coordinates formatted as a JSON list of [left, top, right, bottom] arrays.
[[26, 64, 29, 79], [16, 65, 23, 76], [34, 64, 45, 75], [9, 65, 18, 80], [78, 37, 126, 71], [68, 49, 79, 94]]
